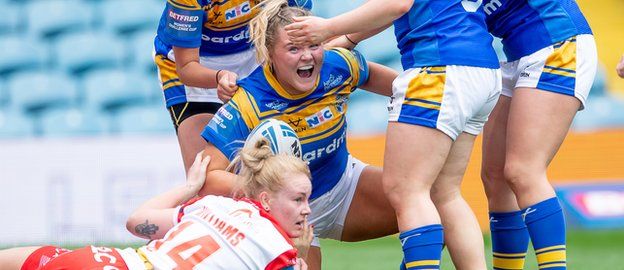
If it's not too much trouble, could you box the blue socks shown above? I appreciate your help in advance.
[524,197,567,270]
[399,224,444,270]
[490,210,530,270]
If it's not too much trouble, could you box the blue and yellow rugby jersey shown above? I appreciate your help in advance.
[481,0,592,61]
[393,0,499,70]
[201,49,369,200]
[155,0,312,57]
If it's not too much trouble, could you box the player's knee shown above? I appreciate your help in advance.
[430,182,461,205]
[503,160,539,193]
[481,164,506,197]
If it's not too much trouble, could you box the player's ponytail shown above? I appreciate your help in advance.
[250,0,312,65]
[231,137,310,199]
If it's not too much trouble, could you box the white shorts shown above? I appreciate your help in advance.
[500,34,597,110]
[156,48,259,106]
[388,66,502,140]
[308,155,366,247]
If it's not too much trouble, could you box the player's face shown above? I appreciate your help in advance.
[270,28,323,95]
[267,172,312,237]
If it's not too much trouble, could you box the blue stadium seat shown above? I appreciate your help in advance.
[347,93,389,135]
[572,96,624,131]
[98,0,161,35]
[0,109,36,138]
[0,5,22,35]
[83,69,154,110]
[26,0,93,39]
[313,0,364,18]
[7,71,78,112]
[358,27,400,64]
[114,104,174,135]
[127,30,157,73]
[0,35,47,75]
[39,107,108,137]
[54,31,125,74]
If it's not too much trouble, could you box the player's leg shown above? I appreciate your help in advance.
[0,246,43,270]
[481,95,530,270]
[431,132,486,270]
[341,165,398,241]
[384,122,452,270]
[174,109,215,172]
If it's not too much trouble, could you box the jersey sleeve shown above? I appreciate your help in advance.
[158,0,204,48]
[264,249,298,270]
[330,48,370,89]
[200,101,250,161]
[287,0,313,10]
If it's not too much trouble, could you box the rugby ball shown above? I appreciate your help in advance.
[244,119,302,158]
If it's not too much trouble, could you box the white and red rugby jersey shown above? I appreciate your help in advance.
[138,195,297,270]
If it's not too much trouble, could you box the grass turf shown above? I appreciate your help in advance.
[319,229,624,269]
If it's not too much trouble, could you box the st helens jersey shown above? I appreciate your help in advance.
[155,0,312,57]
[138,195,297,270]
[482,0,592,61]
[393,0,499,69]
[201,48,369,200]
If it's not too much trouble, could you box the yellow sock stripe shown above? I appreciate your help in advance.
[539,263,567,269]
[535,245,566,253]
[405,260,440,268]
[493,257,525,270]
[493,252,527,258]
[536,250,566,266]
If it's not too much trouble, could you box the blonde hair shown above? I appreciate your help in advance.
[229,137,311,199]
[249,0,312,65]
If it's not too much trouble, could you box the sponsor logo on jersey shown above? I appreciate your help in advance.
[225,2,252,21]
[305,107,334,128]
[483,0,502,15]
[302,130,346,162]
[217,106,234,120]
[212,114,227,129]
[288,117,303,127]
[335,95,348,113]
[201,28,249,44]
[265,100,288,110]
[169,10,200,22]
[323,74,343,90]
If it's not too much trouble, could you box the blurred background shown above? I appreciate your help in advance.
[0,0,622,268]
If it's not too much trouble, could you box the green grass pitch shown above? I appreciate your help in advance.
[319,229,624,269]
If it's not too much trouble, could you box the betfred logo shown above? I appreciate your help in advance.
[168,10,199,22]
[225,2,251,21]
[305,107,334,128]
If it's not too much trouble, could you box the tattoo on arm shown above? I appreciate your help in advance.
[135,220,159,239]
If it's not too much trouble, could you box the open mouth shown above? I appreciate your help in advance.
[296,65,314,78]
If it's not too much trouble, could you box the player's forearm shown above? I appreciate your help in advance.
[347,23,392,46]
[173,46,220,89]
[360,62,398,97]
[199,170,237,197]
[329,0,411,36]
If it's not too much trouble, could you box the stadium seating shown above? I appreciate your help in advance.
[98,0,161,35]
[7,71,78,112]
[113,104,174,135]
[0,109,36,138]
[127,29,158,74]
[0,35,47,75]
[25,0,94,39]
[0,4,21,35]
[53,31,126,74]
[39,107,108,137]
[82,69,155,111]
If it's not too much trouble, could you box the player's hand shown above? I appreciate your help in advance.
[217,70,238,103]
[616,55,624,78]
[294,258,308,270]
[186,151,211,193]
[324,35,356,50]
[292,219,314,259]
[285,16,333,45]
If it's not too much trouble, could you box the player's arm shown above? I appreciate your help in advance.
[126,152,211,240]
[359,61,397,97]
[173,47,238,93]
[325,23,391,50]
[285,0,412,45]
[199,142,237,197]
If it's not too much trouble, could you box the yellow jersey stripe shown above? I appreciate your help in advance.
[167,0,202,10]
[300,117,344,144]
[332,48,359,89]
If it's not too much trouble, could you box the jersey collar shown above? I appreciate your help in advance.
[263,64,319,100]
